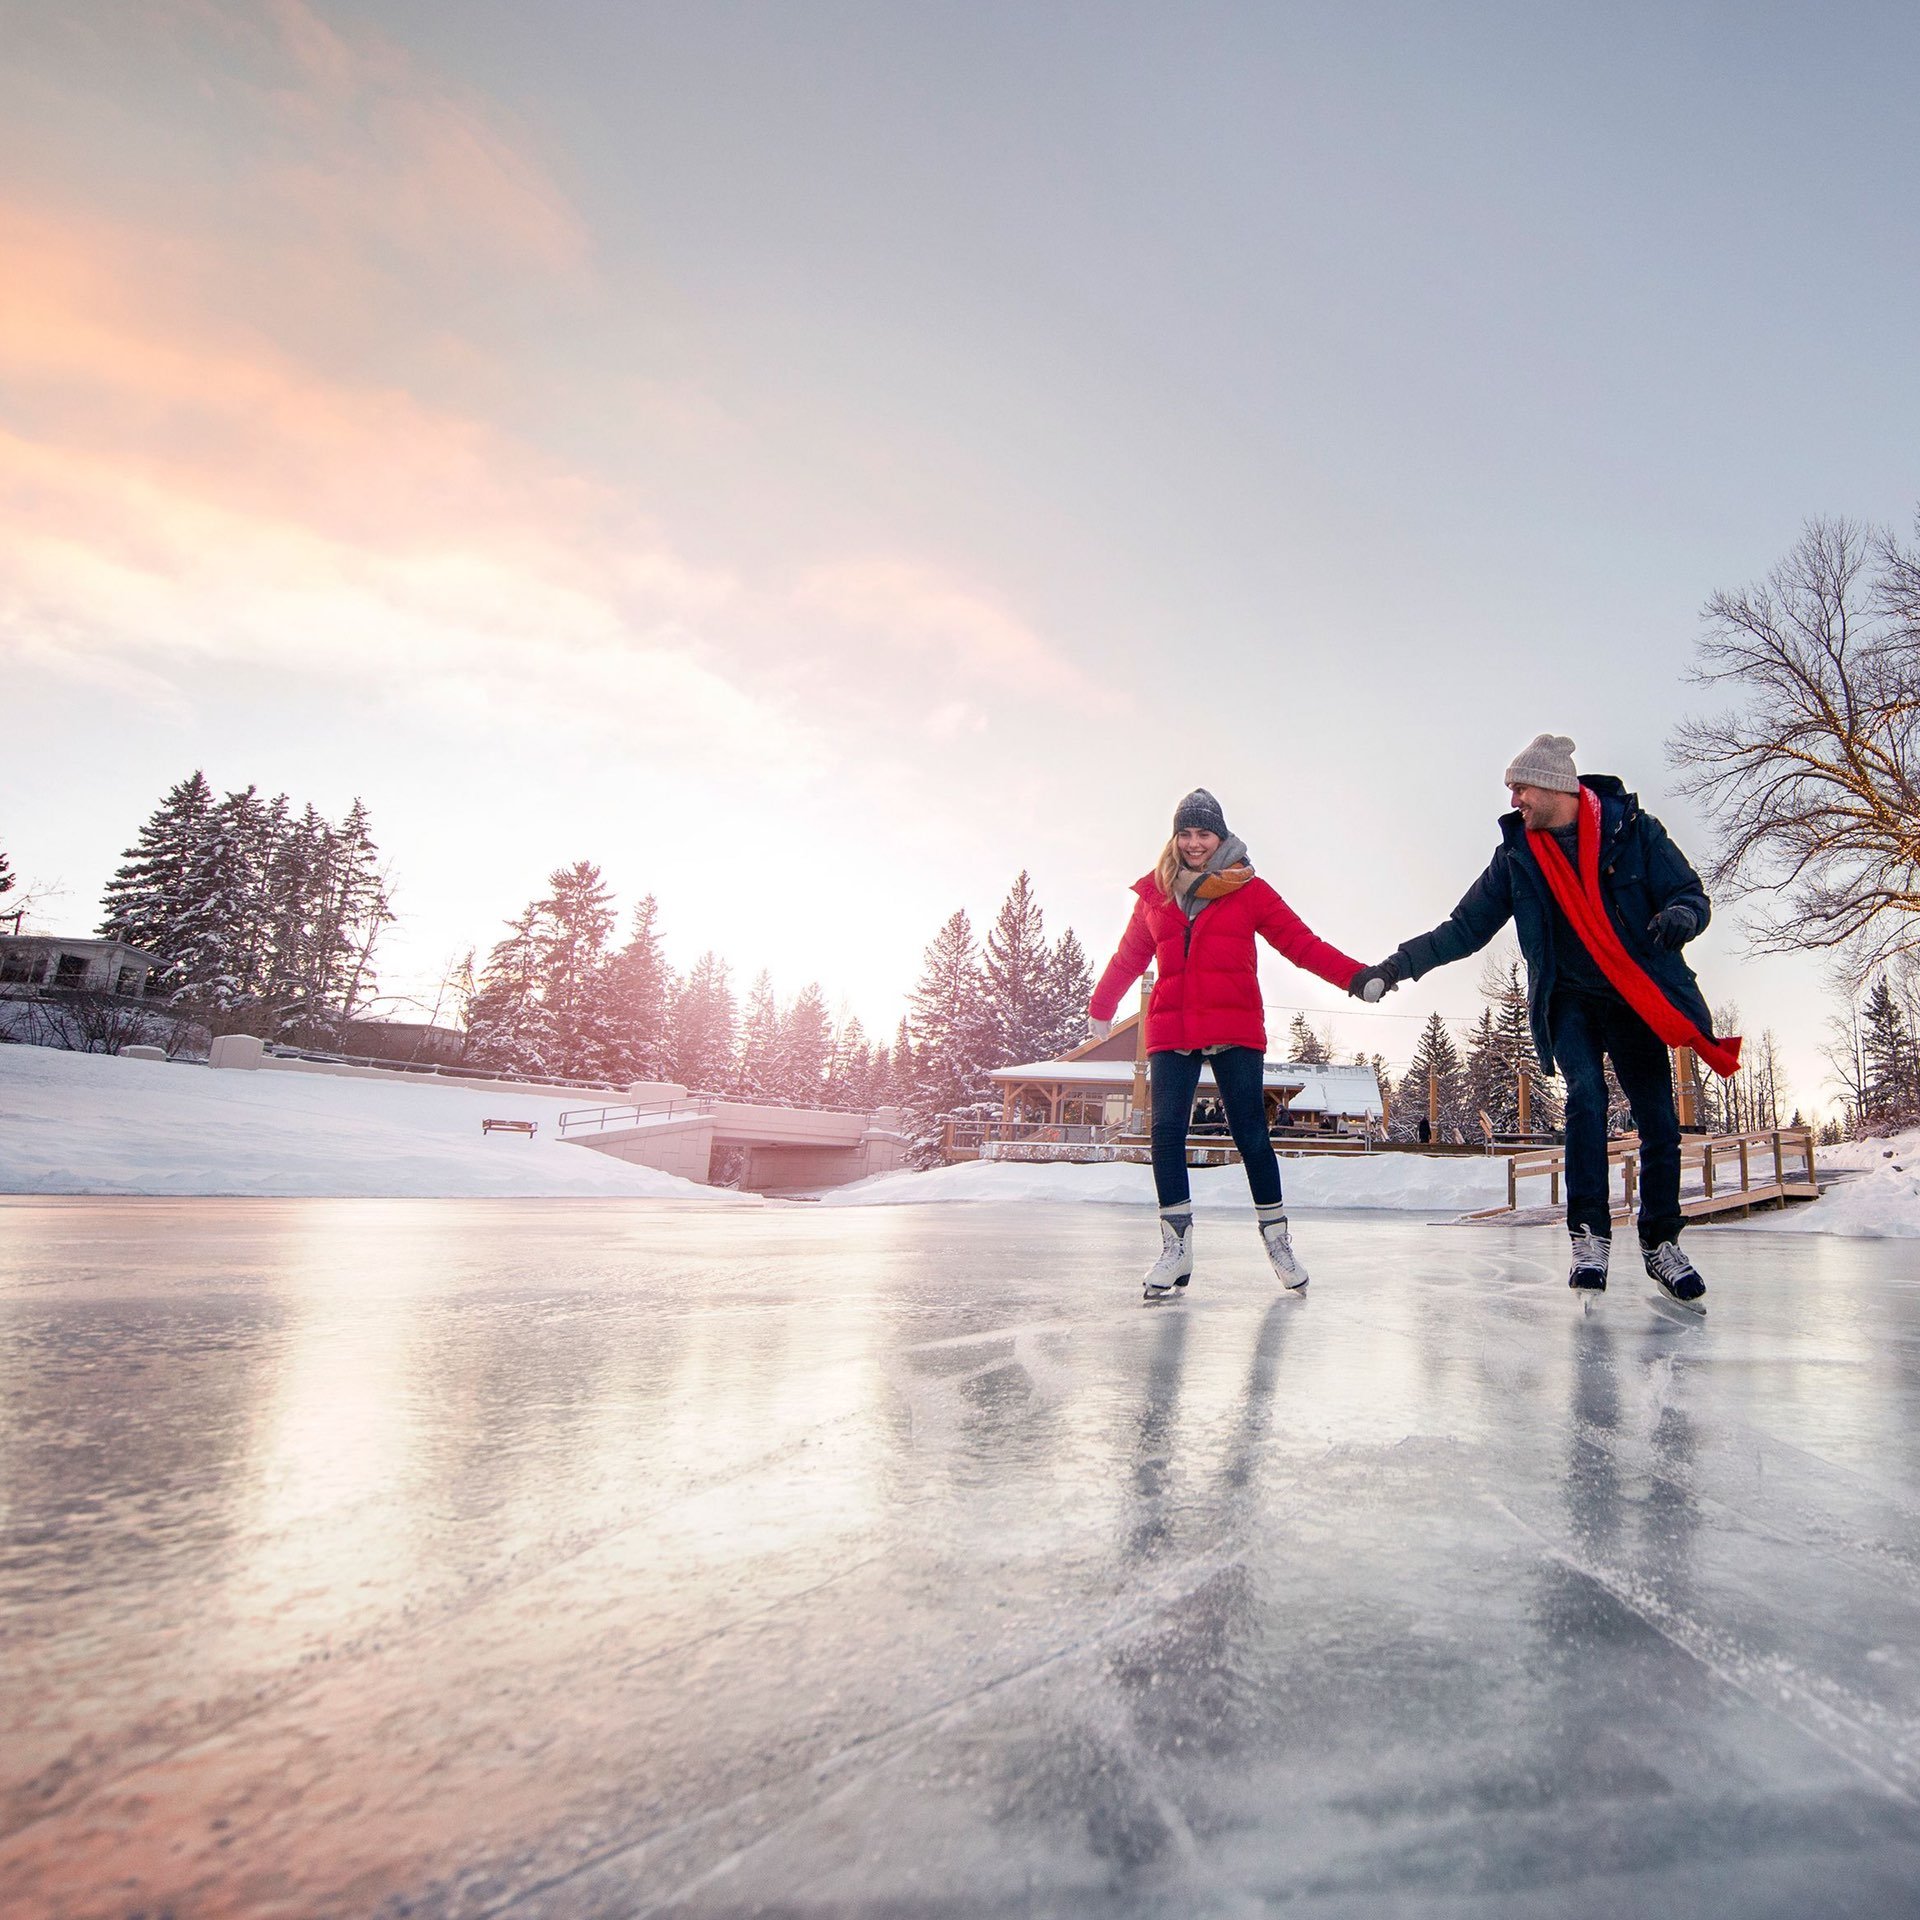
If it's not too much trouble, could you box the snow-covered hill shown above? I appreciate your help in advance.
[1727,1125,1920,1239]
[0,1044,746,1200]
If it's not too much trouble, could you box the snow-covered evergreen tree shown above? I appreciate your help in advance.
[1861,974,1919,1120]
[534,860,619,1079]
[669,952,737,1091]
[776,982,833,1104]
[1040,927,1094,1057]
[464,907,554,1074]
[1396,1011,1466,1140]
[906,909,992,1160]
[732,969,782,1097]
[98,771,217,973]
[982,872,1054,1066]
[604,895,672,1080]
[0,833,13,901]
[825,1011,872,1107]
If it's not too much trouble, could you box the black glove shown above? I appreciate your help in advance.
[1647,904,1698,951]
[1348,954,1405,1002]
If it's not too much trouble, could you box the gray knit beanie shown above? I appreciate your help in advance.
[1503,734,1579,795]
[1173,788,1229,837]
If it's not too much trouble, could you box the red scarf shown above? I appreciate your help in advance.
[1529,786,1742,1078]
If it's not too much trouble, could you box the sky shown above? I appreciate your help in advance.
[3,1,1918,1111]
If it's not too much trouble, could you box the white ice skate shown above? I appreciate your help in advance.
[1143,1208,1193,1302]
[1257,1204,1309,1290]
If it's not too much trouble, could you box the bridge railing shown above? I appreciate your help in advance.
[558,1097,718,1138]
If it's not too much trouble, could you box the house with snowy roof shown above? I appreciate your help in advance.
[0,934,160,999]
[988,1011,1383,1138]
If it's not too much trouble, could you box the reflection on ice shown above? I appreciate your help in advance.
[3,1197,1920,1917]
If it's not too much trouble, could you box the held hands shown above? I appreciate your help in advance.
[1348,955,1405,1003]
[1647,904,1698,952]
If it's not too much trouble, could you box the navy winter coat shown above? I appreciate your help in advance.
[1396,775,1714,1076]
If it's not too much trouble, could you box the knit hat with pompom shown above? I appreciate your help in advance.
[1503,734,1579,795]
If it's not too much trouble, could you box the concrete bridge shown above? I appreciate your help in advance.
[557,1083,910,1192]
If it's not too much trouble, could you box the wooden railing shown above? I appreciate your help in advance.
[1491,1125,1819,1220]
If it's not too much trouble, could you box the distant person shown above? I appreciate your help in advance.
[1349,736,1738,1306]
[1416,1116,1432,1146]
[1087,789,1371,1301]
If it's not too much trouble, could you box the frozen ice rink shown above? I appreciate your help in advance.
[4,1197,1920,1918]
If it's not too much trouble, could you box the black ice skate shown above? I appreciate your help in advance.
[1644,1239,1706,1309]
[1568,1226,1609,1292]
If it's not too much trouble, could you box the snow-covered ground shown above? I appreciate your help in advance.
[1725,1124,1920,1239]
[0,1044,745,1200]
[821,1150,1512,1213]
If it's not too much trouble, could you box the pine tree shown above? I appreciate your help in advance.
[1285,1012,1329,1064]
[98,771,217,976]
[864,1039,893,1108]
[669,952,736,1091]
[776,983,833,1104]
[0,833,13,900]
[464,907,554,1073]
[534,860,619,1079]
[981,872,1053,1067]
[605,895,672,1081]
[733,969,782,1097]
[907,910,992,1158]
[1040,928,1094,1057]
[889,1017,915,1108]
[1861,975,1918,1120]
[1399,1011,1466,1141]
[826,1012,872,1107]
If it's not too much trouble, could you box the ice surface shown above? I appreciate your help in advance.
[5,1197,1920,1917]
[0,1043,744,1199]
[823,1151,1512,1213]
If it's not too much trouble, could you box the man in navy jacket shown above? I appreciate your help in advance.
[1351,734,1716,1305]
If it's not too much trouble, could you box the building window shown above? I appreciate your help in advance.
[54,954,89,988]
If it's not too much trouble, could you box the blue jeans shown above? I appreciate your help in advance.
[1552,991,1683,1246]
[1150,1047,1283,1210]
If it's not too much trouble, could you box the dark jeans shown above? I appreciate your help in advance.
[1552,990,1683,1246]
[1150,1047,1283,1210]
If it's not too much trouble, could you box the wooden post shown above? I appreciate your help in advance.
[1738,1136,1750,1198]
[1622,1149,1637,1219]
[1507,1157,1517,1209]
[1673,1046,1698,1128]
[1517,1067,1531,1134]
[1427,1067,1439,1133]
[1129,971,1153,1131]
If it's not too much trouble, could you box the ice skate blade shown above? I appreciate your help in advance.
[1647,1288,1706,1321]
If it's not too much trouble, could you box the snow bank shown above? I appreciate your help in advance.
[1726,1125,1920,1239]
[0,1044,748,1200]
[820,1151,1511,1213]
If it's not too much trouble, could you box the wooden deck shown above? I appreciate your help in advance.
[1466,1125,1820,1223]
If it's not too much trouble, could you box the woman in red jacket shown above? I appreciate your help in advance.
[1088,789,1367,1300]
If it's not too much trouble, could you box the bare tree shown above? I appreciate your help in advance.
[1670,514,1920,974]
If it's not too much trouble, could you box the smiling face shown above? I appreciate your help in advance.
[1176,827,1222,869]
[1509,782,1580,832]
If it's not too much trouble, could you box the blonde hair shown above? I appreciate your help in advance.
[1153,837,1183,901]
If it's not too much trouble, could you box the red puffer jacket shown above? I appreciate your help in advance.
[1088,874,1361,1054]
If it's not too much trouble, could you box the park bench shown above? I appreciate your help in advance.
[481,1118,538,1139]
